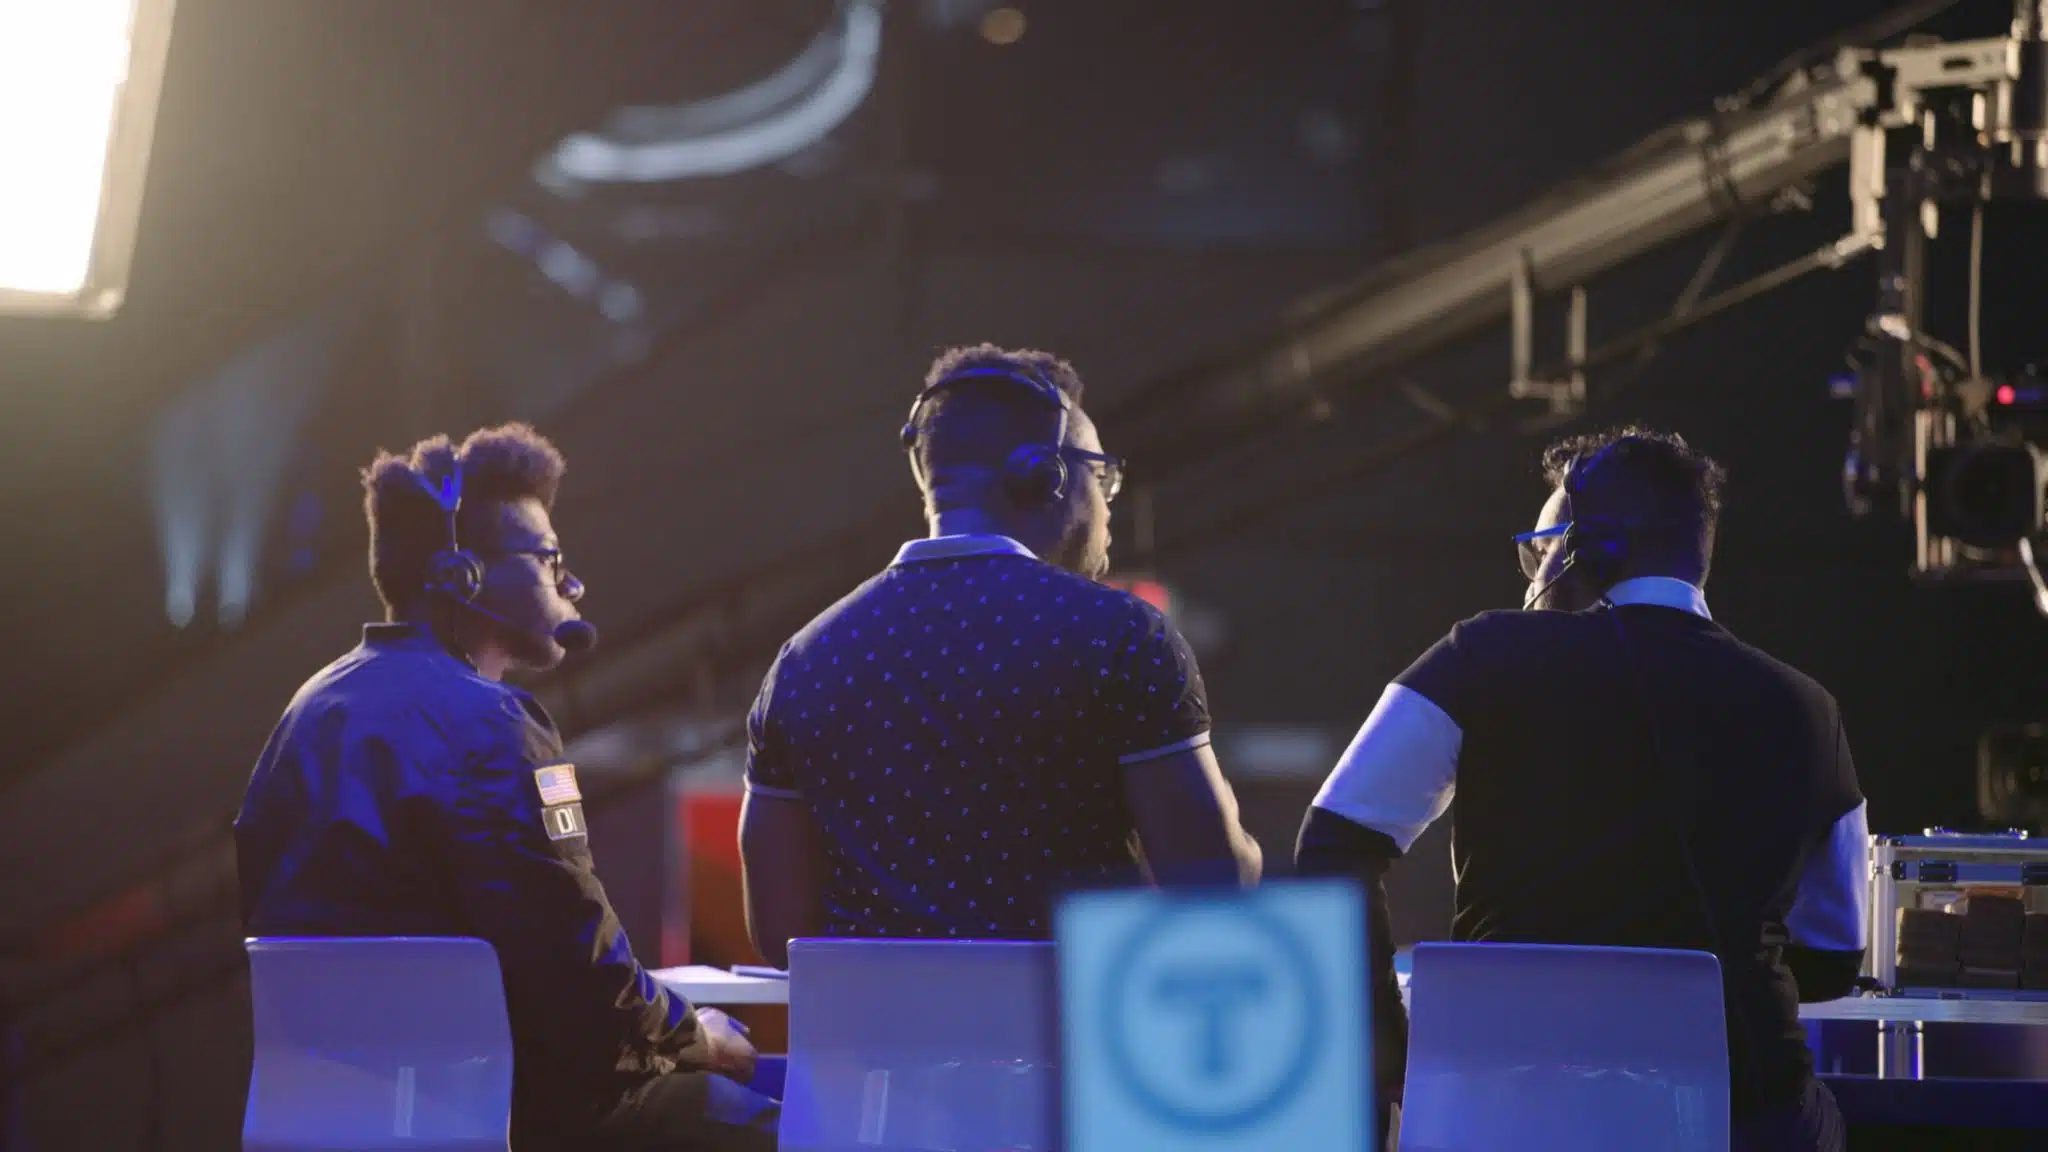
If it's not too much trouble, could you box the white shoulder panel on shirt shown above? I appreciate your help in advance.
[1786,800,1870,953]
[1311,682,1462,854]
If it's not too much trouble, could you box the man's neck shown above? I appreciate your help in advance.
[928,507,1066,567]
[396,605,508,681]
[931,509,1014,540]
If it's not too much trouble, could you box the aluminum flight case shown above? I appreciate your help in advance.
[1868,829,2048,1000]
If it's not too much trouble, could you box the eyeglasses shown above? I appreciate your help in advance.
[1066,450,1126,502]
[1512,524,1570,581]
[493,546,569,585]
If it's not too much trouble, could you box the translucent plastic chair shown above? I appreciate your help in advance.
[1399,942,1729,1152]
[242,937,514,1152]
[780,938,1059,1151]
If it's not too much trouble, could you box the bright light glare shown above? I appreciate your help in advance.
[0,0,138,295]
[980,7,1025,45]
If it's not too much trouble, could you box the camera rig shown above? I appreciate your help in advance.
[1836,3,2048,580]
[1157,2,2048,588]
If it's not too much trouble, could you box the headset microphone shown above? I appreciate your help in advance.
[451,597,599,654]
[554,617,599,653]
[1522,554,1579,611]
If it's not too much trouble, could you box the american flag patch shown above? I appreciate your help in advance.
[533,764,582,806]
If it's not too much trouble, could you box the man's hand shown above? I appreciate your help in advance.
[694,1007,759,1084]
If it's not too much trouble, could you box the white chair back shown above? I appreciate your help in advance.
[242,936,513,1152]
[781,938,1059,1151]
[1400,942,1730,1152]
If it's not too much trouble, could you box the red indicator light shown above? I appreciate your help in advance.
[1128,580,1172,613]
[1107,577,1174,615]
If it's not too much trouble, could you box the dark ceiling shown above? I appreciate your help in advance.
[0,0,1392,782]
[11,0,2021,814]
[0,0,850,764]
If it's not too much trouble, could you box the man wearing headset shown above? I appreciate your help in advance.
[1296,428,1868,1152]
[234,424,777,1152]
[738,344,1261,963]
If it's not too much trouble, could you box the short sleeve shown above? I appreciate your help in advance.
[1787,707,1870,952]
[1112,601,1213,765]
[1787,800,1870,952]
[743,650,803,800]
[1311,683,1462,854]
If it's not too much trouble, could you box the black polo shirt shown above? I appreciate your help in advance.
[744,534,1211,939]
[1307,578,1867,1118]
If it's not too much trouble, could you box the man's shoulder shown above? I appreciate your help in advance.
[1038,564,1166,622]
[1390,609,1525,695]
[283,639,531,749]
[320,636,511,698]
[795,558,1153,638]
[776,568,897,653]
[1708,627,1841,715]
[1437,606,1568,649]
[1395,608,1616,699]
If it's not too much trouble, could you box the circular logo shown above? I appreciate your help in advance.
[1102,900,1321,1132]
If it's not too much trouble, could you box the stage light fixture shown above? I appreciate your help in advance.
[0,0,176,319]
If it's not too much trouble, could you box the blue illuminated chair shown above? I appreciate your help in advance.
[1399,942,1729,1152]
[779,939,1059,1152]
[242,937,514,1152]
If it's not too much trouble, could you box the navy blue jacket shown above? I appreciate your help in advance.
[235,624,703,1140]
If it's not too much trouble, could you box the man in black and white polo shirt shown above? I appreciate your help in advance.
[1297,428,1868,1152]
[737,343,1261,963]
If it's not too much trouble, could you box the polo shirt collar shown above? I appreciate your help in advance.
[1604,575,1712,620]
[890,534,1038,567]
[363,622,435,647]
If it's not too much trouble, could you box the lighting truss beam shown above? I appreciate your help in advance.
[1111,59,1875,464]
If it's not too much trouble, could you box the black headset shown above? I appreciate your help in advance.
[1521,441,1635,610]
[1558,440,1634,588]
[415,460,485,604]
[899,364,1072,506]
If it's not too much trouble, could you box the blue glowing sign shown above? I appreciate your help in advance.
[1055,880,1370,1152]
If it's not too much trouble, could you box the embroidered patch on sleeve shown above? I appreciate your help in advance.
[542,801,588,842]
[534,763,582,806]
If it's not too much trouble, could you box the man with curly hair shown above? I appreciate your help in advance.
[1298,427,1866,1152]
[235,424,777,1151]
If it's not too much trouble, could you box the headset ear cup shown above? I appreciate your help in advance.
[427,550,484,603]
[1565,521,1626,587]
[1043,452,1069,503]
[1003,446,1067,505]
[1563,526,1598,584]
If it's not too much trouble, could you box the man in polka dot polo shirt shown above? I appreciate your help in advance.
[737,343,1262,963]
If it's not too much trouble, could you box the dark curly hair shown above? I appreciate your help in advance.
[1541,425,1727,579]
[361,423,566,617]
[906,343,1088,509]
